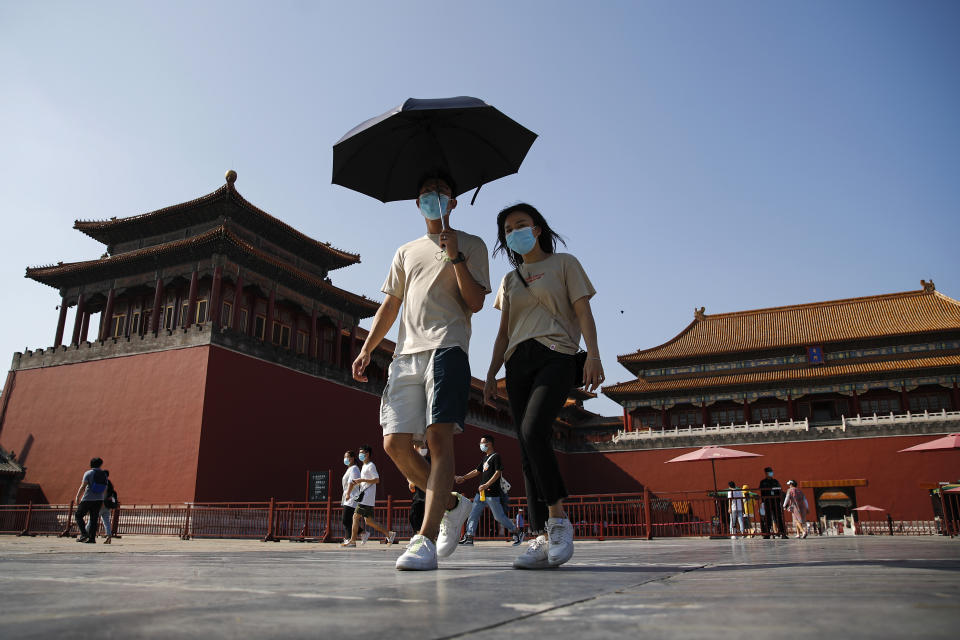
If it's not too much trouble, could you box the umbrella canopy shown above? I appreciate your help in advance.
[666,446,763,463]
[665,446,762,494]
[944,487,960,494]
[898,433,960,453]
[332,96,537,203]
[852,505,885,511]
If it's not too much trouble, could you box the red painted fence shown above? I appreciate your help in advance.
[2,489,954,541]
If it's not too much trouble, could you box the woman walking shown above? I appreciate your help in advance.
[340,450,364,545]
[483,203,604,569]
[783,480,809,538]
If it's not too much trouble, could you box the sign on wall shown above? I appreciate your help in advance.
[307,470,328,502]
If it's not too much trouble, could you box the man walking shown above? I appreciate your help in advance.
[759,466,788,539]
[456,435,524,546]
[353,175,490,570]
[74,457,108,543]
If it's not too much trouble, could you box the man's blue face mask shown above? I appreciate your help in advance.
[506,227,537,255]
[419,191,450,220]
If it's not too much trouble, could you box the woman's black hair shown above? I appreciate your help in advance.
[345,450,356,463]
[493,202,566,269]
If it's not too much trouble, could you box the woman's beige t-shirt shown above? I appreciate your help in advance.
[493,253,595,363]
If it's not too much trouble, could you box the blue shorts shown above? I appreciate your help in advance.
[380,347,470,439]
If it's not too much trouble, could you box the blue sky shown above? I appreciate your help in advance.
[1,1,958,416]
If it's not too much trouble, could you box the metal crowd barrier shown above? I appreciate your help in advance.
[0,488,949,541]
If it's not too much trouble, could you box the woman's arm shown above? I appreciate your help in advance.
[573,296,605,392]
[484,306,511,406]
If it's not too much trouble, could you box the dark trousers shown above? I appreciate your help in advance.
[342,505,364,538]
[75,500,103,539]
[409,500,425,532]
[761,497,787,538]
[505,340,574,533]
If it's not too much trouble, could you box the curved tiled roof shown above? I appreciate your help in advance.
[619,287,960,365]
[604,353,960,397]
[74,181,360,270]
[26,224,379,317]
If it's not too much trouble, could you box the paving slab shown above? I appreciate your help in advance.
[0,535,958,639]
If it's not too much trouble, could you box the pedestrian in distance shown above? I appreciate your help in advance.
[74,457,108,544]
[483,203,604,569]
[99,470,119,544]
[742,484,757,535]
[759,466,788,539]
[455,434,524,546]
[352,174,490,571]
[783,480,809,538]
[408,441,430,533]
[727,481,745,539]
[342,446,396,547]
[340,450,365,544]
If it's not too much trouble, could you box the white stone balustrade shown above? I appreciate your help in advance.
[612,418,809,443]
[841,409,960,431]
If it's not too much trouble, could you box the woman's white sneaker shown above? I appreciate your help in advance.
[513,535,550,569]
[396,535,438,571]
[546,517,574,567]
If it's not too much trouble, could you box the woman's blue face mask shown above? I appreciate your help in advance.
[506,226,537,255]
[419,191,450,220]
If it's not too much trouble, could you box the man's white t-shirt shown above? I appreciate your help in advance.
[341,465,361,507]
[382,231,490,355]
[729,489,744,512]
[358,461,379,507]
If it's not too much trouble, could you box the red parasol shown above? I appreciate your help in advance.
[665,446,762,494]
[898,433,960,453]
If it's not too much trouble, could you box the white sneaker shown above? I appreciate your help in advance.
[387,530,397,545]
[547,517,574,567]
[513,535,550,569]
[396,534,438,571]
[359,531,370,545]
[436,493,471,558]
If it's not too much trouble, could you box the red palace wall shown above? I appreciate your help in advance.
[0,349,208,504]
[559,437,958,521]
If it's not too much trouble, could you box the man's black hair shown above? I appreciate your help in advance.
[493,202,567,269]
[764,466,773,473]
[417,172,457,197]
[359,445,372,455]
[728,481,736,488]
[481,434,495,444]
[90,457,103,468]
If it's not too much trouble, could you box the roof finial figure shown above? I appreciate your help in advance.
[694,306,706,321]
[921,279,936,293]
[225,169,237,185]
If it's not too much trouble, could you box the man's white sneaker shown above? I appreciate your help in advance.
[436,493,471,558]
[387,530,397,545]
[396,534,438,571]
[546,517,574,567]
[513,535,550,569]
[359,531,370,545]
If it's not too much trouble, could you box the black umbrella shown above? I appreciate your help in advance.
[332,96,537,205]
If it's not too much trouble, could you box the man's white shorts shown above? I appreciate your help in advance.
[380,347,470,439]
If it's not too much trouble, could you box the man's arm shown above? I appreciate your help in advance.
[352,294,402,382]
[75,482,87,504]
[479,469,502,491]
[454,469,480,484]
[441,231,487,313]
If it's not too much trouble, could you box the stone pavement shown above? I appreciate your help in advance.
[1,535,958,639]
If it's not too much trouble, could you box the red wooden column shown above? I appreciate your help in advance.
[99,288,116,340]
[150,278,164,334]
[209,266,223,328]
[701,404,709,427]
[661,407,668,429]
[348,323,357,365]
[743,399,751,423]
[80,311,91,343]
[70,293,86,345]
[622,408,632,432]
[309,308,318,359]
[185,271,199,329]
[952,383,960,411]
[230,275,244,331]
[54,296,69,347]
[901,385,909,413]
[852,389,861,416]
[266,289,276,342]
[787,394,795,420]
[334,316,343,367]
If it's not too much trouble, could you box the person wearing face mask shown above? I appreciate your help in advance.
[483,203,604,569]
[352,175,490,571]
[339,450,365,546]
[454,435,524,546]
[759,466,788,539]
[342,445,396,547]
